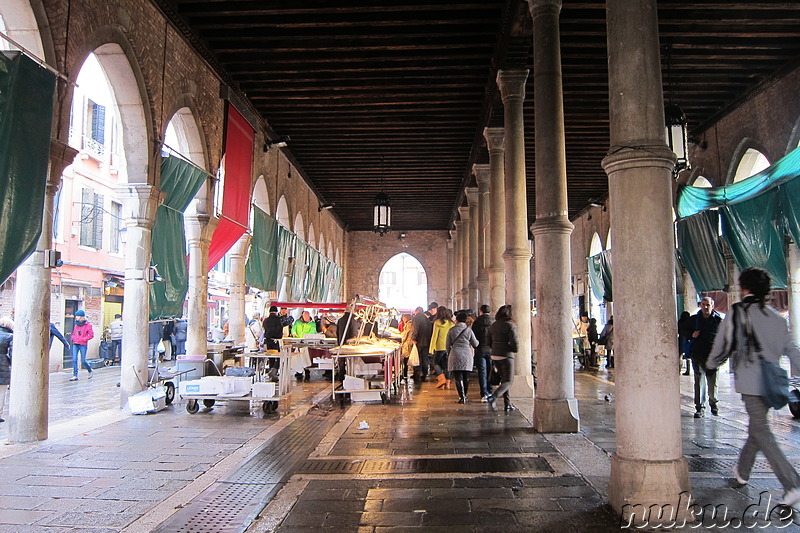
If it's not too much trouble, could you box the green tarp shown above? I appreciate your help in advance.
[721,190,787,289]
[275,226,294,297]
[782,176,800,249]
[587,250,613,302]
[304,248,320,301]
[677,145,800,218]
[0,52,56,285]
[676,211,728,292]
[149,154,207,320]
[289,238,308,301]
[245,208,279,291]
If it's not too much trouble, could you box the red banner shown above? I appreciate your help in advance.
[208,104,254,269]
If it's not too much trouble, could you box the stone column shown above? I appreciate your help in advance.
[228,234,251,345]
[473,164,491,309]
[497,69,534,397]
[484,128,506,312]
[465,187,480,311]
[185,214,218,356]
[683,269,698,315]
[603,0,690,521]
[789,244,800,347]
[446,237,455,309]
[117,184,163,409]
[527,0,579,433]
[458,206,471,309]
[9,140,77,442]
[453,222,463,310]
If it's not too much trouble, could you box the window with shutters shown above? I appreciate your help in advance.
[79,188,104,249]
[84,99,105,157]
[110,201,122,253]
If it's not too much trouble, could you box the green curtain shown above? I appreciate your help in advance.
[313,253,328,301]
[332,264,343,301]
[677,145,800,218]
[289,238,309,301]
[0,52,56,285]
[275,226,294,297]
[245,207,279,291]
[721,189,787,289]
[782,178,800,247]
[149,154,207,319]
[304,247,320,301]
[587,250,613,302]
[676,211,728,292]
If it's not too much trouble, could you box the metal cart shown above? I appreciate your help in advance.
[331,346,402,405]
[147,361,194,405]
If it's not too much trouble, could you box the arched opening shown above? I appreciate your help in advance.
[733,148,770,183]
[588,233,605,322]
[692,176,714,188]
[308,224,316,251]
[251,175,270,215]
[294,212,305,241]
[378,253,428,312]
[0,0,45,57]
[164,107,205,170]
[605,230,612,250]
[276,196,290,228]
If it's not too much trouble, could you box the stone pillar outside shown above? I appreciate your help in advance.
[527,0,579,433]
[484,128,506,312]
[603,0,690,521]
[9,140,77,442]
[185,214,218,357]
[789,244,800,347]
[458,206,471,310]
[453,222,463,311]
[465,187,480,311]
[473,164,491,309]
[446,236,455,310]
[497,69,534,398]
[228,234,251,345]
[117,184,163,409]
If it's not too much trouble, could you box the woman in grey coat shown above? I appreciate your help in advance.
[446,311,479,403]
[707,267,800,508]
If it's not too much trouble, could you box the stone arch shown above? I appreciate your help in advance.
[0,0,45,59]
[605,230,612,250]
[276,195,290,228]
[60,28,154,185]
[164,104,207,171]
[378,252,428,311]
[727,138,772,184]
[788,115,800,155]
[307,224,316,250]
[589,232,603,256]
[252,175,270,215]
[335,247,341,266]
[691,175,713,188]
[294,212,305,240]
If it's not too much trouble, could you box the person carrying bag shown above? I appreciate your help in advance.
[707,267,800,508]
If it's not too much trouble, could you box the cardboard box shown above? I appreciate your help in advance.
[343,375,367,391]
[312,358,334,370]
[251,382,276,398]
[351,390,383,402]
[180,378,227,396]
[223,376,253,395]
[128,387,167,414]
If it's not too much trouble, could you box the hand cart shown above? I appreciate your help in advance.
[331,346,401,406]
[147,363,194,405]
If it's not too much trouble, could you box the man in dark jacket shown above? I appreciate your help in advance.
[262,306,283,351]
[471,305,494,400]
[411,302,437,380]
[690,297,723,417]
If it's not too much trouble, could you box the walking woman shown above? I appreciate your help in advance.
[0,316,12,422]
[446,311,479,403]
[707,267,800,507]
[70,310,94,381]
[486,305,519,411]
[429,306,454,389]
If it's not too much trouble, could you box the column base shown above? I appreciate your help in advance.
[533,397,579,433]
[609,453,694,527]
[509,375,534,399]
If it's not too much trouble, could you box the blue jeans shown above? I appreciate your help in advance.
[475,350,493,398]
[111,339,122,362]
[72,344,91,376]
[433,350,450,379]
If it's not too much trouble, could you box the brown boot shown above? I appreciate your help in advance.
[436,374,447,389]
[445,380,451,390]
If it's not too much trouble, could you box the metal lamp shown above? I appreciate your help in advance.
[372,191,391,236]
[665,102,690,177]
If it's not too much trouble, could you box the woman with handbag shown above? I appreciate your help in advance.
[486,305,519,411]
[446,311,480,403]
[707,267,800,507]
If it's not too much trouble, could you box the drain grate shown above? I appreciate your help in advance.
[297,456,553,475]
[688,457,771,473]
[154,409,341,533]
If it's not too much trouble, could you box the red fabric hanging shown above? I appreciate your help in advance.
[208,104,254,269]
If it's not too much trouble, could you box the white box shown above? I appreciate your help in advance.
[180,378,225,396]
[351,390,383,402]
[222,376,253,395]
[313,358,334,370]
[128,387,167,414]
[251,382,276,398]
[343,375,367,391]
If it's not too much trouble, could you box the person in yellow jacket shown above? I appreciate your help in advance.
[429,306,454,389]
[291,311,317,338]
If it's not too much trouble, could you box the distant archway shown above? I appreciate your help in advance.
[252,176,269,214]
[276,196,290,228]
[378,253,428,312]
[731,146,771,183]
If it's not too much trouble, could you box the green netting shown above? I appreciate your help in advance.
[275,225,294,297]
[304,248,320,301]
[587,250,613,302]
[677,145,800,218]
[289,238,308,301]
[149,154,207,320]
[245,207,279,291]
[313,253,328,301]
[0,52,56,285]
[721,189,787,289]
[676,211,728,292]
[782,178,800,248]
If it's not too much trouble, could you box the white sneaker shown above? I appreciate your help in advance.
[481,396,488,403]
[732,465,748,485]
[780,487,800,508]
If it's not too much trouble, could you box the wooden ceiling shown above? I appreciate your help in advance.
[157,0,800,231]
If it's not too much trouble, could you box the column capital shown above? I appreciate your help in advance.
[465,187,480,207]
[525,0,562,17]
[454,220,463,230]
[185,213,219,245]
[49,139,79,178]
[531,217,573,236]
[230,233,252,259]
[601,145,675,176]
[484,127,505,154]
[116,184,164,229]
[472,164,491,192]
[457,205,471,222]
[449,229,457,240]
[447,238,454,250]
[497,69,529,103]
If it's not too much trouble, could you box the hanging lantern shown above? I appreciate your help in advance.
[665,103,690,177]
[372,191,391,236]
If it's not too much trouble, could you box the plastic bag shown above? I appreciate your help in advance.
[157,339,166,353]
[408,344,420,367]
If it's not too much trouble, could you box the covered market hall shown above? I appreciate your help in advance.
[0,0,799,530]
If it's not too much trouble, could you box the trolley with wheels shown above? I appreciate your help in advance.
[147,365,194,405]
[331,346,401,406]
